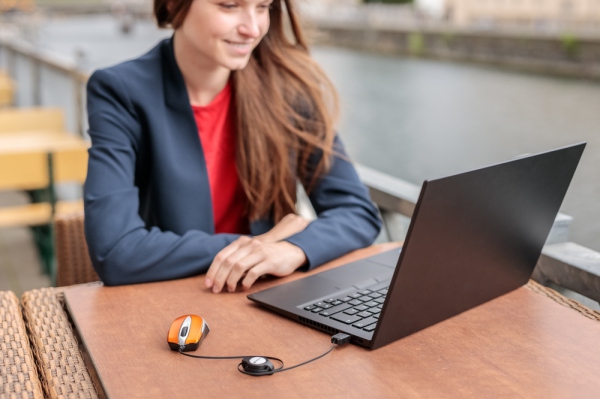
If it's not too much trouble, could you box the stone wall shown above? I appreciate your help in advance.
[312,23,600,79]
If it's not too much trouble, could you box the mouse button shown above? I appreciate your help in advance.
[186,315,204,345]
[178,316,193,346]
[167,315,187,344]
[201,319,210,335]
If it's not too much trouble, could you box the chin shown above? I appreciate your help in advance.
[221,55,253,71]
[227,63,250,71]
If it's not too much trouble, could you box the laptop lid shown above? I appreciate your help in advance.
[371,142,585,348]
[249,143,585,350]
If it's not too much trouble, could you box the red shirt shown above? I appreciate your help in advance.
[192,82,249,234]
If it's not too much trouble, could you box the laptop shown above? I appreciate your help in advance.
[248,143,586,349]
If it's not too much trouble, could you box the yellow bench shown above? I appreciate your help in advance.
[0,146,88,278]
[0,107,65,133]
[0,147,88,229]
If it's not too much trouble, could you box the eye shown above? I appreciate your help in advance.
[258,1,273,10]
[219,2,237,9]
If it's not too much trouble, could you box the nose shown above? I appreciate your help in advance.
[238,10,262,39]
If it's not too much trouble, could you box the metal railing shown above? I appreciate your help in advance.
[354,164,600,308]
[0,36,89,136]
[2,34,599,309]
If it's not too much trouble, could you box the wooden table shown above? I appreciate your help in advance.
[0,130,88,154]
[62,243,600,398]
[0,129,88,273]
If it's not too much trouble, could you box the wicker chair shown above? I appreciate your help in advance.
[0,290,44,399]
[21,288,99,398]
[54,211,100,287]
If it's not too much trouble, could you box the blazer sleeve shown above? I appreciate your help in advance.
[284,136,382,269]
[84,68,241,286]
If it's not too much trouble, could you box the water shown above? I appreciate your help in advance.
[313,47,600,251]
[30,15,600,251]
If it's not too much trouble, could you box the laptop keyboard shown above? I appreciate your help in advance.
[302,287,388,332]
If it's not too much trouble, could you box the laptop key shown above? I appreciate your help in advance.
[358,296,372,302]
[353,317,378,329]
[323,298,336,304]
[357,311,372,318]
[325,304,351,315]
[304,306,315,311]
[349,293,362,299]
[343,308,359,315]
[331,300,343,306]
[311,307,323,313]
[331,314,362,325]
[363,323,377,332]
[364,301,378,308]
[321,304,333,309]
[367,292,382,299]
[348,299,362,306]
[320,311,334,317]
[354,305,368,312]
[339,297,352,302]
[372,313,380,319]
[378,288,388,294]
[357,290,372,295]
[375,298,386,304]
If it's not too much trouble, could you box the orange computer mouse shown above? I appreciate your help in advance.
[167,314,210,352]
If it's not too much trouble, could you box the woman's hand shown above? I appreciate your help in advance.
[204,214,310,293]
[255,213,311,243]
[204,238,307,293]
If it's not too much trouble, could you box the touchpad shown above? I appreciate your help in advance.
[318,260,392,288]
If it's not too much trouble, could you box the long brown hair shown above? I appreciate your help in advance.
[155,0,339,223]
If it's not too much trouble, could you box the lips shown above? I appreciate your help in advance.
[224,40,253,56]
[224,40,252,47]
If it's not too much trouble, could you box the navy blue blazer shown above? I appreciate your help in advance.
[85,37,382,286]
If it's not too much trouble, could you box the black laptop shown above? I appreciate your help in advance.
[248,143,585,349]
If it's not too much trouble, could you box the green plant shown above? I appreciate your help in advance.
[560,34,580,58]
[408,32,425,56]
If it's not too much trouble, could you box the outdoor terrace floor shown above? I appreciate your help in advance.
[0,192,51,297]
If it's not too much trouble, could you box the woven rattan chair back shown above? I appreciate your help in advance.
[0,290,44,399]
[54,211,99,287]
[21,288,99,398]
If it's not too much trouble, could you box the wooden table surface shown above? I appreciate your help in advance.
[64,243,600,398]
[0,130,88,154]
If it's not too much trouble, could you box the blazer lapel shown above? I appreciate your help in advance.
[160,37,215,234]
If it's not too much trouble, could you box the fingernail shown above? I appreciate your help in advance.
[212,286,219,294]
[205,278,212,288]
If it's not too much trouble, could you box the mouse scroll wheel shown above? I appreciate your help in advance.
[180,326,189,337]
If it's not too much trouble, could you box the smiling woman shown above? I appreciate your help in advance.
[165,0,271,84]
[83,0,382,291]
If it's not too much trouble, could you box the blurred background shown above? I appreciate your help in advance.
[0,0,599,302]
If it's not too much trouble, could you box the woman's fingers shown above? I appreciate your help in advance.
[240,241,307,290]
[240,261,272,291]
[205,236,252,290]
[210,240,260,293]
[224,250,266,292]
[207,239,307,293]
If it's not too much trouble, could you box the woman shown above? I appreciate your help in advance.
[84,0,381,291]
